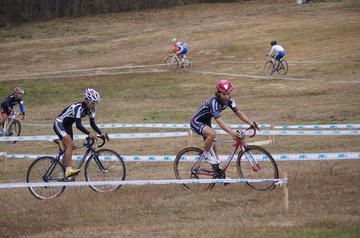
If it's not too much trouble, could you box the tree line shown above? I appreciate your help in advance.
[0,0,243,25]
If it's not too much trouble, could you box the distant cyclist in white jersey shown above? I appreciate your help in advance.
[53,88,106,178]
[267,40,286,70]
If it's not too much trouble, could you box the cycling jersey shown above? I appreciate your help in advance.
[0,94,25,115]
[190,96,238,135]
[173,42,188,55]
[53,102,101,139]
[268,44,286,60]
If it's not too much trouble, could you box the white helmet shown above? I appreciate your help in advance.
[84,88,100,103]
[171,37,177,43]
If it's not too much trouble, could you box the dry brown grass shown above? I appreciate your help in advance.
[0,0,360,237]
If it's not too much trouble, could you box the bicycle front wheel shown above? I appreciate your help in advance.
[183,56,192,69]
[264,61,275,76]
[85,149,126,192]
[165,55,180,70]
[278,60,288,75]
[26,156,65,200]
[174,147,215,191]
[236,145,279,191]
[7,119,21,144]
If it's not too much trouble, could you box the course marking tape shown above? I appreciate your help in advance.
[22,123,360,129]
[0,178,287,189]
[1,129,359,142]
[2,152,360,161]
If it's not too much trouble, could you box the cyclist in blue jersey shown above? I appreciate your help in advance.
[171,37,188,66]
[190,80,258,178]
[0,87,26,134]
[53,88,106,178]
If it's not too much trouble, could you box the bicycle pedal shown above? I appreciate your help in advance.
[64,176,76,182]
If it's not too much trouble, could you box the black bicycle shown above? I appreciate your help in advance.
[26,135,126,200]
[264,55,288,76]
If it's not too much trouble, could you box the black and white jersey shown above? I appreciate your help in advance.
[56,102,95,125]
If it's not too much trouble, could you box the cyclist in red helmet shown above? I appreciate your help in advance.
[190,80,257,178]
[0,87,26,134]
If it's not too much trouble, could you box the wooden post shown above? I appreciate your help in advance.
[271,122,275,145]
[283,172,289,211]
[0,153,7,173]
[187,130,193,147]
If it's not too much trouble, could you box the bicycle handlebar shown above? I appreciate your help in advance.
[85,134,110,148]
[236,122,260,140]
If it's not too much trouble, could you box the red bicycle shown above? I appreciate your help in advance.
[174,126,279,191]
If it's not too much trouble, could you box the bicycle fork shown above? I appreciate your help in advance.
[243,148,261,172]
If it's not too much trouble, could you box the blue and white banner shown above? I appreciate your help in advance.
[2,152,360,161]
[0,129,359,142]
[22,122,360,129]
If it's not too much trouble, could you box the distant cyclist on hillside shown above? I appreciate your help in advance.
[171,37,188,66]
[53,88,106,178]
[0,87,26,134]
[190,80,258,178]
[267,40,286,70]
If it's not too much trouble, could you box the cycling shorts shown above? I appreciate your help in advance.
[275,50,285,61]
[53,120,73,140]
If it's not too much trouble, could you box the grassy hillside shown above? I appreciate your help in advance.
[0,1,359,237]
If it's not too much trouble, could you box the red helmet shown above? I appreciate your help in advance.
[216,80,233,93]
[14,87,24,94]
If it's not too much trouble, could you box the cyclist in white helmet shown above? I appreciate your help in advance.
[171,37,189,66]
[53,88,106,178]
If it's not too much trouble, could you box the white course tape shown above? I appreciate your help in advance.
[0,131,188,142]
[1,129,359,142]
[2,152,360,161]
[22,123,360,129]
[0,178,287,189]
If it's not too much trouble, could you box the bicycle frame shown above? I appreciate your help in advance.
[2,112,17,134]
[43,138,104,182]
[192,127,258,177]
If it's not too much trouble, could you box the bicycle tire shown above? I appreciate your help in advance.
[85,149,126,192]
[26,156,65,200]
[264,61,275,76]
[183,56,192,70]
[165,55,179,70]
[6,119,21,144]
[236,145,279,191]
[278,60,288,75]
[174,147,215,191]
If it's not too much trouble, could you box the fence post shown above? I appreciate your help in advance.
[283,172,289,211]
[296,0,302,4]
[271,122,275,145]
[187,130,193,147]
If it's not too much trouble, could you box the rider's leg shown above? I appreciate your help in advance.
[0,112,9,132]
[202,126,216,157]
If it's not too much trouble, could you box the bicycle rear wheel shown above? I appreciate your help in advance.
[165,55,179,70]
[174,147,215,191]
[236,145,279,191]
[6,119,21,144]
[26,156,65,200]
[85,149,126,192]
[264,61,275,76]
[278,60,288,75]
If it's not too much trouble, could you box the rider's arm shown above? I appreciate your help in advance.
[75,117,90,135]
[215,117,240,139]
[268,46,275,56]
[19,100,25,114]
[89,118,102,135]
[234,110,253,126]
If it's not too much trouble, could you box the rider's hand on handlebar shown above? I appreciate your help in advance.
[251,121,260,131]
[20,112,26,120]
[100,132,109,141]
[230,130,243,139]
[88,132,97,140]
